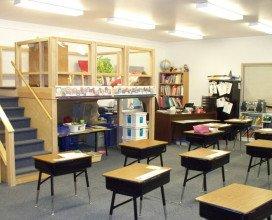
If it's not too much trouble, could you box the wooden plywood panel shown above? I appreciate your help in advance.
[182,71,189,105]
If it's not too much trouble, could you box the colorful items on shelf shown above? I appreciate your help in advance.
[122,110,148,140]
[55,85,155,98]
[160,85,183,96]
[160,74,182,84]
[159,96,182,109]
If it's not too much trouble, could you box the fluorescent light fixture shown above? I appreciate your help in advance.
[168,30,204,40]
[14,0,84,16]
[249,22,272,34]
[196,1,243,21]
[107,17,155,30]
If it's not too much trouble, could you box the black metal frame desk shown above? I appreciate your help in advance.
[196,183,272,220]
[184,130,224,151]
[179,148,230,202]
[103,163,171,220]
[33,153,92,215]
[255,128,272,140]
[120,139,168,167]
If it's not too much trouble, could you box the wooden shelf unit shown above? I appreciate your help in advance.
[158,71,189,109]
[0,46,16,87]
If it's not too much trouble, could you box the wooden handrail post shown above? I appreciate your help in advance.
[11,61,53,120]
[5,128,15,186]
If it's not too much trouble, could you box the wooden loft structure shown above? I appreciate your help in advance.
[0,37,156,186]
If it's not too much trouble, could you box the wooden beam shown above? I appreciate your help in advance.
[5,129,15,186]
[0,141,7,166]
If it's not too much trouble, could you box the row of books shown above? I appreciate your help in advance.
[160,74,182,84]
[159,96,183,109]
[160,85,183,96]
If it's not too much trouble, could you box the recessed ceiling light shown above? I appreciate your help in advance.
[168,30,204,40]
[248,22,272,34]
[196,1,243,21]
[106,17,155,30]
[14,0,84,16]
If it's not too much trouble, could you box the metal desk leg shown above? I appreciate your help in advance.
[84,169,91,204]
[257,158,263,178]
[160,154,164,167]
[267,158,270,189]
[188,142,192,151]
[133,197,138,220]
[267,216,271,220]
[139,196,143,216]
[50,176,54,216]
[203,172,207,193]
[217,140,220,150]
[161,186,167,216]
[35,171,42,207]
[180,168,189,203]
[147,157,150,165]
[137,158,140,163]
[222,166,226,186]
[104,131,108,156]
[95,132,98,152]
[124,156,128,167]
[73,172,77,196]
[109,192,116,215]
[245,156,253,184]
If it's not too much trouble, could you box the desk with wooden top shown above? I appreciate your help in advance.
[184,130,224,151]
[179,148,230,202]
[245,139,272,186]
[196,183,272,220]
[33,153,92,215]
[120,139,168,166]
[103,164,171,220]
[225,118,253,142]
[155,111,217,142]
[255,128,272,140]
[58,126,109,155]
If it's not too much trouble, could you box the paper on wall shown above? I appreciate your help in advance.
[217,82,226,96]
[225,82,232,94]
[216,97,225,108]
[209,82,217,94]
[223,101,233,114]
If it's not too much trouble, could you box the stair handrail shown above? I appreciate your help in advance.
[0,104,15,186]
[11,61,53,120]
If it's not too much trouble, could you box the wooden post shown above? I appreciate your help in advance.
[48,37,57,87]
[15,43,22,87]
[5,129,15,186]
[90,42,97,85]
[0,47,3,87]
[182,71,189,105]
[123,46,129,85]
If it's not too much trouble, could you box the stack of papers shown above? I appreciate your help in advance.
[56,152,88,161]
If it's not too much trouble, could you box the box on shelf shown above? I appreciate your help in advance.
[123,110,147,127]
[122,125,148,140]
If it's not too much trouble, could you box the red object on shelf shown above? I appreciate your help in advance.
[78,60,88,72]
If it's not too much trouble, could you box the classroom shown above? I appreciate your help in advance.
[0,1,272,219]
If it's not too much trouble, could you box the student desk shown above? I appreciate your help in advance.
[58,126,109,155]
[224,118,253,142]
[196,183,272,220]
[184,130,224,151]
[120,139,168,166]
[255,128,272,140]
[103,164,171,220]
[33,153,92,215]
[245,139,272,186]
[179,148,230,202]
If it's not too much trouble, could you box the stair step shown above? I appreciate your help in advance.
[16,166,36,176]
[0,127,37,142]
[0,117,31,129]
[0,96,18,107]
[15,139,44,155]
[3,107,24,117]
[15,150,47,170]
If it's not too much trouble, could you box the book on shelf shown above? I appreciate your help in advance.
[159,96,183,109]
[160,74,182,84]
[160,85,184,96]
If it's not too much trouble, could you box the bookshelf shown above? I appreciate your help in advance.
[158,71,189,109]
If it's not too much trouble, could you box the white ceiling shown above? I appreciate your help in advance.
[0,0,272,42]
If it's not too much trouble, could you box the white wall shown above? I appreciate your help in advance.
[168,35,272,105]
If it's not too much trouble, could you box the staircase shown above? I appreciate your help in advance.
[0,96,46,178]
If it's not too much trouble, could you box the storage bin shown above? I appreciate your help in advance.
[122,125,148,140]
[123,111,147,126]
[85,151,102,163]
[65,123,86,133]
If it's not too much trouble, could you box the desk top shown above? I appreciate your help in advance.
[224,118,252,124]
[172,119,219,125]
[196,183,272,214]
[184,130,224,136]
[203,123,231,129]
[255,128,272,134]
[245,139,272,149]
[179,148,230,161]
[33,152,91,164]
[103,163,171,183]
[58,127,109,137]
[120,139,168,149]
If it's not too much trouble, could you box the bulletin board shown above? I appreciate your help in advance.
[242,63,272,105]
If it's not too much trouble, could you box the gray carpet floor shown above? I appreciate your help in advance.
[0,141,271,220]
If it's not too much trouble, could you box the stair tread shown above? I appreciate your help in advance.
[0,127,37,134]
[0,96,18,99]
[2,106,24,110]
[16,166,36,175]
[15,150,47,160]
[15,139,44,146]
[9,116,30,121]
